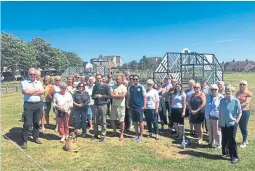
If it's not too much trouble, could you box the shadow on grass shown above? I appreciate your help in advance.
[39,132,60,141]
[178,150,224,160]
[3,127,23,145]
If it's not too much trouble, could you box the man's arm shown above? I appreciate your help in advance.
[92,85,96,100]
[103,85,111,99]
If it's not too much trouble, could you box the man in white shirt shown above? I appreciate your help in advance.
[85,76,95,130]
[21,68,44,149]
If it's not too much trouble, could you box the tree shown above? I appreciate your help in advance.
[62,51,83,66]
[129,60,138,70]
[51,48,70,74]
[29,38,54,72]
[1,32,36,74]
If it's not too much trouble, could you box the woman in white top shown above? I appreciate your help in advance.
[53,76,61,132]
[53,82,73,142]
[145,79,160,140]
[85,76,95,130]
[170,83,186,140]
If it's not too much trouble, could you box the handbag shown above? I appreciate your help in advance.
[57,109,67,117]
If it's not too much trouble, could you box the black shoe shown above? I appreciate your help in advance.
[99,137,105,142]
[231,158,240,164]
[21,142,27,149]
[34,139,42,144]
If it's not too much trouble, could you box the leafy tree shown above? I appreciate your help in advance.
[51,48,70,74]
[62,51,83,66]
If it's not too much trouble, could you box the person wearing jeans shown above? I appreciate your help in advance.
[205,84,224,150]
[236,80,252,148]
[219,84,242,164]
[145,79,159,140]
[73,83,90,137]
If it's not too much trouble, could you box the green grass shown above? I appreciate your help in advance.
[1,73,255,171]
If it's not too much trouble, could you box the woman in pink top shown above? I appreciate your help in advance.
[236,80,252,148]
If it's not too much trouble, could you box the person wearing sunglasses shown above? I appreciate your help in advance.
[205,84,224,150]
[128,75,146,142]
[188,83,206,145]
[219,85,242,164]
[145,79,160,140]
[156,80,167,133]
[217,81,225,96]
[53,82,74,142]
[85,76,96,130]
[236,80,252,148]
[73,83,90,137]
[20,68,45,149]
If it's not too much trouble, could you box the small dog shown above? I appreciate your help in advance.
[63,129,81,152]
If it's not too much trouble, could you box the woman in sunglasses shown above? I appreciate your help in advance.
[53,76,62,132]
[205,84,224,150]
[188,83,206,144]
[73,83,90,137]
[236,80,252,148]
[156,80,167,133]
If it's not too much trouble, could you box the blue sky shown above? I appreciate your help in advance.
[1,1,255,63]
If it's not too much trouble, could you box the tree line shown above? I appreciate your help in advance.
[1,32,85,75]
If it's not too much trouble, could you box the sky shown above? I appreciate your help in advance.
[1,1,255,63]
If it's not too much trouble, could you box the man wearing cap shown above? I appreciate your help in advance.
[21,68,44,149]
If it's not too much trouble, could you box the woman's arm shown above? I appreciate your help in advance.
[182,94,187,116]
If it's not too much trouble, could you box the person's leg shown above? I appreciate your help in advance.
[212,119,221,147]
[89,105,95,129]
[139,110,144,139]
[57,116,65,141]
[45,102,51,125]
[22,103,34,144]
[74,110,81,130]
[207,119,213,145]
[228,125,239,160]
[110,106,118,134]
[93,106,100,137]
[64,114,70,137]
[118,106,125,140]
[81,110,88,136]
[41,109,46,131]
[124,107,130,131]
[239,110,250,144]
[144,110,152,134]
[33,102,43,141]
[221,126,228,156]
[100,105,107,138]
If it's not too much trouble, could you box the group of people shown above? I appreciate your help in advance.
[20,68,253,164]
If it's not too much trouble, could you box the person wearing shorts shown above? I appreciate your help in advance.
[128,75,146,142]
[110,75,127,141]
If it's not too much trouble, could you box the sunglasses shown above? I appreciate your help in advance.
[194,86,200,89]
[211,89,217,91]
[240,84,246,86]
[133,78,139,81]
[147,84,152,86]
[78,85,84,88]
[30,74,36,76]
[55,79,61,81]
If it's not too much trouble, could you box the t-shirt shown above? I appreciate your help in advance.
[85,85,95,105]
[111,84,127,107]
[72,91,90,110]
[53,92,73,114]
[129,84,146,108]
[236,91,252,110]
[145,89,159,109]
[171,93,186,109]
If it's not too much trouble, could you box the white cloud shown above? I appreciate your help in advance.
[211,39,238,43]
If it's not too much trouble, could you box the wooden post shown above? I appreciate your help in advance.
[5,87,8,94]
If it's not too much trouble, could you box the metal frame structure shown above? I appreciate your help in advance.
[153,52,223,86]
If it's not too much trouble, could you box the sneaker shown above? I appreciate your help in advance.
[246,141,249,145]
[82,133,86,138]
[215,145,221,151]
[240,142,247,148]
[231,158,240,164]
[60,136,65,143]
[99,137,105,142]
[132,136,139,141]
[21,142,27,149]
[149,133,153,137]
[34,139,42,144]
[54,126,58,132]
[221,154,230,159]
[136,137,142,142]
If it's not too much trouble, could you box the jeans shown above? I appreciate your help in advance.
[74,108,88,134]
[94,105,107,137]
[144,109,158,134]
[124,107,131,130]
[238,110,251,142]
[221,124,238,159]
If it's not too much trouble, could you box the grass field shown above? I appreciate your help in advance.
[1,73,255,171]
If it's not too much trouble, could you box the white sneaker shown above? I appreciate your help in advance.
[60,135,65,143]
[240,142,247,148]
[55,125,58,132]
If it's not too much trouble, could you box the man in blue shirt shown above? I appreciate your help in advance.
[128,75,146,142]
[21,68,44,149]
[219,84,242,164]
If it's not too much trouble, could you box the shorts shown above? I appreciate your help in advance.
[110,106,125,122]
[131,107,144,123]
[171,108,184,125]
